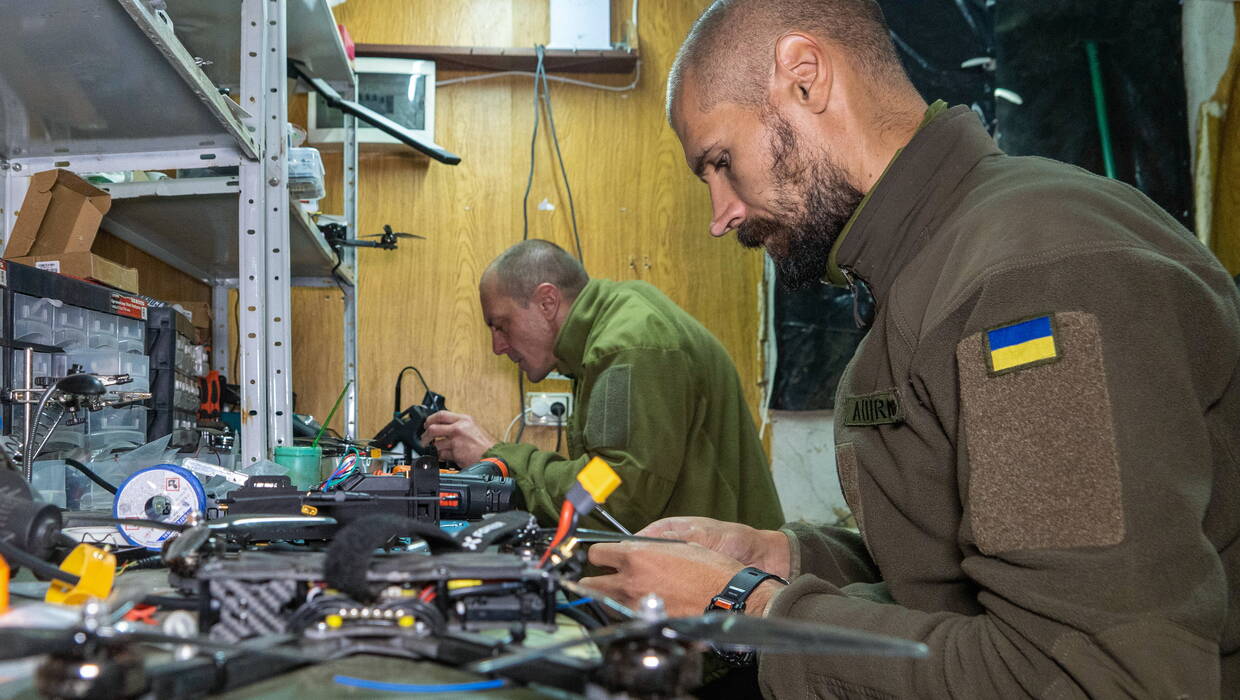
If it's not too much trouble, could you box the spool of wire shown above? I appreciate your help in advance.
[112,464,206,550]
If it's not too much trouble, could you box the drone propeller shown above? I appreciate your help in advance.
[0,624,322,665]
[364,224,424,240]
[470,608,927,676]
[363,232,425,240]
[0,627,82,660]
[659,614,928,657]
[469,620,651,675]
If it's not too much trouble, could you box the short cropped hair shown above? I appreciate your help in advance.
[484,240,589,305]
[667,0,906,119]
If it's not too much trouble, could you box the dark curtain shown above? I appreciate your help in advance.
[770,0,1190,410]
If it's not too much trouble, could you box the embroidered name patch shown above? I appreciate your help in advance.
[841,390,903,426]
[985,315,1059,374]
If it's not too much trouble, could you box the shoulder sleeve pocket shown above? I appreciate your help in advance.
[958,311,1125,554]
[585,364,631,449]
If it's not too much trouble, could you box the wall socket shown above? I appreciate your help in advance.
[525,392,573,426]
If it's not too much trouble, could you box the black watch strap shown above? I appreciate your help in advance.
[706,566,788,614]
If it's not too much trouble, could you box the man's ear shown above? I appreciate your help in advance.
[533,282,562,319]
[771,33,831,114]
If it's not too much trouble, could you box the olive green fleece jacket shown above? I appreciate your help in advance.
[486,279,784,533]
[758,106,1240,698]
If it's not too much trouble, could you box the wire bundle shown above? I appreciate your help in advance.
[513,44,586,446]
[318,448,361,491]
[539,500,580,567]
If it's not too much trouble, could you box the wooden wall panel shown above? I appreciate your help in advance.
[290,0,765,451]
[290,287,345,422]
[94,231,210,304]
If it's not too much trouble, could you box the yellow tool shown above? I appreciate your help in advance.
[45,544,116,606]
[0,554,8,613]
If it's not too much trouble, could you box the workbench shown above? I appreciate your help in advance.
[0,569,593,699]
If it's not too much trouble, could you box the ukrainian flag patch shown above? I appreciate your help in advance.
[985,315,1059,374]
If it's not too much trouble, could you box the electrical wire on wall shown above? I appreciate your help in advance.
[536,46,584,264]
[514,41,594,444]
[521,46,545,244]
[519,45,583,262]
[436,61,642,92]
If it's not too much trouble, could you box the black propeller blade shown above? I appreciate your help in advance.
[0,625,322,666]
[469,608,927,675]
[363,232,424,239]
[662,614,929,657]
[0,627,82,661]
[364,224,424,240]
[469,621,650,675]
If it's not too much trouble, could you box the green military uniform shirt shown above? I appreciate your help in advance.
[758,105,1240,698]
[486,279,784,533]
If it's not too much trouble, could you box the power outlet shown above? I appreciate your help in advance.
[525,392,573,426]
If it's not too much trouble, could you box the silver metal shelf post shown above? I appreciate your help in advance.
[342,84,359,442]
[237,0,271,464]
[263,0,294,452]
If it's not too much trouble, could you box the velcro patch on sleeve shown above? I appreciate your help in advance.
[958,311,1125,554]
[585,364,631,449]
[835,442,864,533]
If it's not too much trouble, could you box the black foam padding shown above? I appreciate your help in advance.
[324,514,462,602]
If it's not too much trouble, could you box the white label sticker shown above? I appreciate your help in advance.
[0,261,8,288]
[35,260,60,273]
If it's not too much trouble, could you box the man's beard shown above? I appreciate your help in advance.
[736,110,863,290]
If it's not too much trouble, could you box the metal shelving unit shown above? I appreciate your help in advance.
[97,177,354,286]
[0,0,360,465]
[164,0,356,93]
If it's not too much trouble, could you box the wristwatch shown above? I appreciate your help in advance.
[705,566,789,666]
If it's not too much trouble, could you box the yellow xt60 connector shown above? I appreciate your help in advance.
[577,457,621,504]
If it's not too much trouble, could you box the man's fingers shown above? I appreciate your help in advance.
[578,574,627,603]
[586,541,632,569]
[637,516,718,537]
[420,425,448,441]
[636,519,679,537]
[423,411,463,426]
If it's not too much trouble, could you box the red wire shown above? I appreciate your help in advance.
[539,501,576,567]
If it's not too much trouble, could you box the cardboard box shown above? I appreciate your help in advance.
[4,169,140,293]
[170,301,212,330]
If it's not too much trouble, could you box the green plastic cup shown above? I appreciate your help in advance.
[273,445,322,490]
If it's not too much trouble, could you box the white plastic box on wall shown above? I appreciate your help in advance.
[549,0,612,50]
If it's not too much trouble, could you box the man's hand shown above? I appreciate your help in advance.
[639,517,792,578]
[420,411,497,466]
[583,541,783,618]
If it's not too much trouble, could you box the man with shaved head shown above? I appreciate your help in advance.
[584,0,1240,697]
[423,239,784,534]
